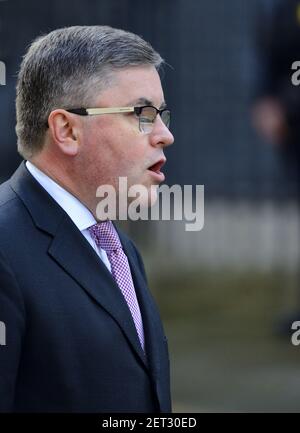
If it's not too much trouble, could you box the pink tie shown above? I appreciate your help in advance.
[88,221,145,351]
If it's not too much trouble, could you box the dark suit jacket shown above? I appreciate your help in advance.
[0,162,171,413]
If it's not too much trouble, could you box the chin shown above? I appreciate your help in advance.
[148,185,159,207]
[140,185,159,208]
[126,183,158,209]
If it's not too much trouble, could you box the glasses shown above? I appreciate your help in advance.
[65,105,171,134]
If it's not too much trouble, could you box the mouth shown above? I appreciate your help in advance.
[147,158,166,182]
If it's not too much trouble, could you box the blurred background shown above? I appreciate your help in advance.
[1,0,300,412]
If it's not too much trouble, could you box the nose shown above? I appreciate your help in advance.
[149,115,174,148]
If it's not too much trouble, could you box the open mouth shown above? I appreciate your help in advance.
[147,158,166,182]
[147,158,166,174]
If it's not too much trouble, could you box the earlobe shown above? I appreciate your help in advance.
[57,136,79,156]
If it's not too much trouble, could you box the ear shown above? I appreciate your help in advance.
[47,109,82,156]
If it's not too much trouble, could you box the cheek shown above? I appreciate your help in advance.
[124,149,148,184]
[82,122,147,183]
[111,138,147,180]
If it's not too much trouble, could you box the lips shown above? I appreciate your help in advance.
[147,158,166,182]
[147,158,166,174]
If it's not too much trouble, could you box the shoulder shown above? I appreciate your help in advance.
[0,179,29,226]
[0,179,35,255]
[0,179,17,207]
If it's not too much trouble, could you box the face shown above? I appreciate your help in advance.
[77,66,174,215]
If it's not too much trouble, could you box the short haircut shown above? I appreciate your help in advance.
[16,25,163,159]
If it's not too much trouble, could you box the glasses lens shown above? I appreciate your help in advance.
[161,109,171,129]
[139,106,157,133]
[138,106,171,133]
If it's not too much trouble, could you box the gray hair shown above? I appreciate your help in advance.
[16,25,163,159]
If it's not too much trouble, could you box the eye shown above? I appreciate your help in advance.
[140,116,154,124]
[140,107,156,122]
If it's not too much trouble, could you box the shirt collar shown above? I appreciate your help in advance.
[26,160,96,232]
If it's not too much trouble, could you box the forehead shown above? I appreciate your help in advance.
[95,66,165,106]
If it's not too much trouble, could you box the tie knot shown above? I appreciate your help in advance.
[88,220,122,254]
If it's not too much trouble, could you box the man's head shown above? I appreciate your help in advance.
[16,26,174,216]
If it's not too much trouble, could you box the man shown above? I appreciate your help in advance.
[0,25,174,412]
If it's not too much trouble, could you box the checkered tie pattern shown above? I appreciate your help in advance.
[88,220,145,351]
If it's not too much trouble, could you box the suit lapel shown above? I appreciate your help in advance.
[119,232,168,409]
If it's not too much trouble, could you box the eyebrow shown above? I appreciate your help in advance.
[128,97,167,110]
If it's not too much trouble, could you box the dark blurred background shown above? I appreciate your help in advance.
[1,0,300,412]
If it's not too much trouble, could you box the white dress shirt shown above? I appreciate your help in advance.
[26,160,111,271]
